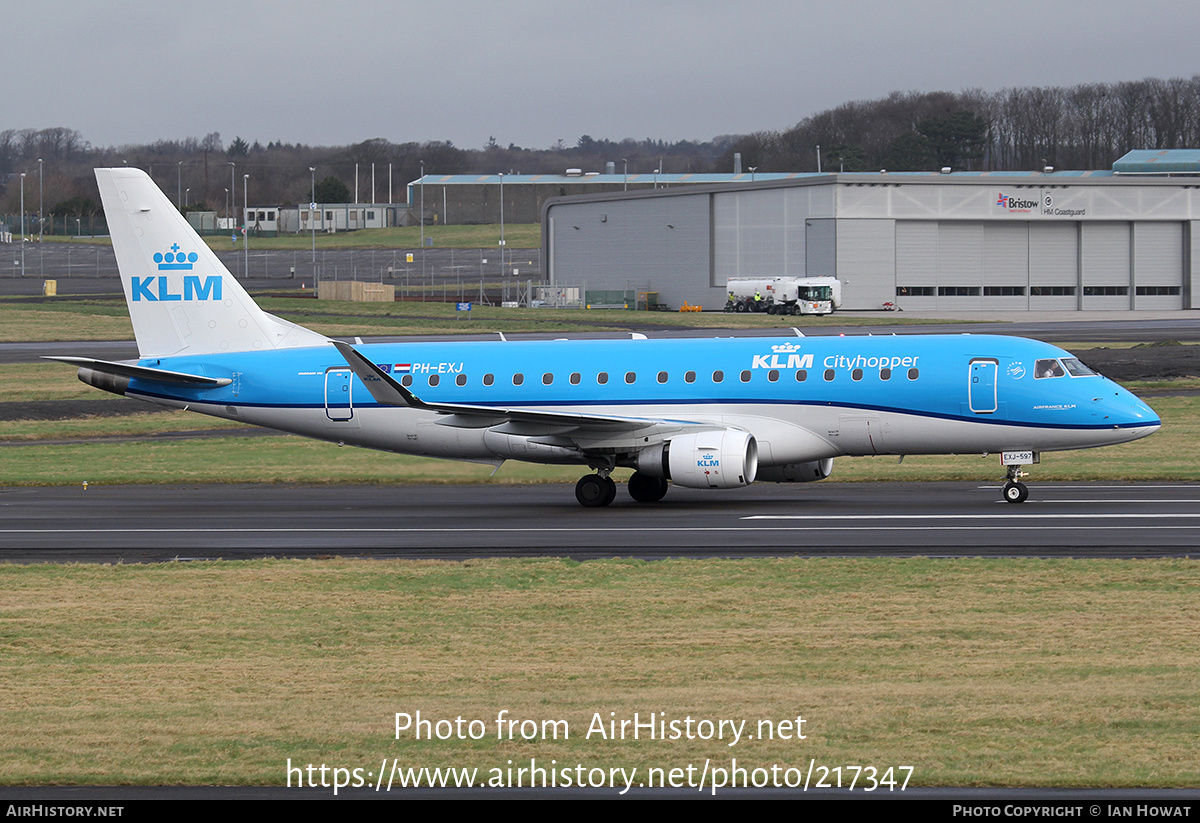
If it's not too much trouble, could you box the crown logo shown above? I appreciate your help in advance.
[153,243,197,271]
[771,343,800,353]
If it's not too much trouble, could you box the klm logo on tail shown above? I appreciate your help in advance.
[133,244,222,302]
[132,275,223,302]
[154,243,198,271]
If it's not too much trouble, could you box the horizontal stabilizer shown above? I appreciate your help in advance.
[42,356,232,386]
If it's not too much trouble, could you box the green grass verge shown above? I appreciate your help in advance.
[0,395,1191,486]
[51,224,543,251]
[1,557,1197,788]
[2,293,965,344]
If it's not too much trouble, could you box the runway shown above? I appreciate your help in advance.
[1,481,1196,561]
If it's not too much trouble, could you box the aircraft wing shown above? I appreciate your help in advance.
[333,341,708,438]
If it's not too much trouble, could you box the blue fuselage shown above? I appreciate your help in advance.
[123,334,1159,465]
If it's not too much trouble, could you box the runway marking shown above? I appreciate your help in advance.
[3,521,1200,536]
[745,513,1200,521]
[976,484,1199,489]
[999,499,1200,504]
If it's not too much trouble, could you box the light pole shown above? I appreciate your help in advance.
[419,159,425,281]
[37,159,43,243]
[228,161,236,242]
[309,167,316,265]
[177,161,183,209]
[185,188,190,207]
[498,172,505,276]
[622,158,628,191]
[19,173,25,278]
[243,173,249,280]
[749,166,757,182]
[224,188,229,226]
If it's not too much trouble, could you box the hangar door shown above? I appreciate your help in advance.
[1080,223,1131,310]
[1133,222,1184,310]
[895,222,1030,311]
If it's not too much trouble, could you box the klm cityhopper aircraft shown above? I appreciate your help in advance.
[50,168,1161,507]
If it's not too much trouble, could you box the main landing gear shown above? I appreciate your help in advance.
[1002,464,1029,504]
[575,474,617,508]
[627,472,669,503]
[575,470,670,507]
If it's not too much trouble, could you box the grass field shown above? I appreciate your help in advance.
[55,223,543,251]
[0,294,955,342]
[1,557,1196,788]
[0,393,1192,486]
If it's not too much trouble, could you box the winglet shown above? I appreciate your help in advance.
[332,341,433,410]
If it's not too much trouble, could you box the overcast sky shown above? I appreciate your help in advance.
[5,0,1199,152]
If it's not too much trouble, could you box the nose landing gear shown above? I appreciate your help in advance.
[1002,463,1030,504]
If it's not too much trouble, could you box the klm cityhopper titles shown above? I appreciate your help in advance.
[49,168,1161,507]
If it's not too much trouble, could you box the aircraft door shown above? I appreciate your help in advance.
[325,368,354,420]
[968,358,998,414]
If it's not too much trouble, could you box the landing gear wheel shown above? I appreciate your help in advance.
[576,474,617,507]
[1002,481,1029,504]
[627,472,669,503]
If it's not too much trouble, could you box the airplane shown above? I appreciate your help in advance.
[48,168,1161,507]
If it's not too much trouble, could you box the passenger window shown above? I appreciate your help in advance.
[597,372,609,385]
[483,373,494,386]
[684,371,696,383]
[570,372,581,385]
[542,373,553,385]
[712,370,724,383]
[512,373,524,386]
[401,375,413,387]
[852,368,863,381]
[767,370,779,382]
[740,370,752,383]
[428,374,440,387]
[625,372,636,384]
[657,371,668,384]
[455,374,467,387]
[880,368,891,381]
[824,369,835,381]
[795,369,807,382]
[907,368,919,380]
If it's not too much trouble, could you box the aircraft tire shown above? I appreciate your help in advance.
[1002,481,1029,504]
[627,472,669,503]
[576,474,617,507]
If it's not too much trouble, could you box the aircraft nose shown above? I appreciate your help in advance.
[1096,390,1160,438]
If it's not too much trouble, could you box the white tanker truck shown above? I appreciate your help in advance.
[724,276,841,316]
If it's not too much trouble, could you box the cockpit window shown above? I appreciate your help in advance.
[1061,358,1096,377]
[1035,359,1066,379]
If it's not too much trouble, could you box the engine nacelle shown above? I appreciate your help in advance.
[638,429,758,489]
[755,458,834,483]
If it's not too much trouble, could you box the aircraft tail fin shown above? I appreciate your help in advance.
[95,167,327,358]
